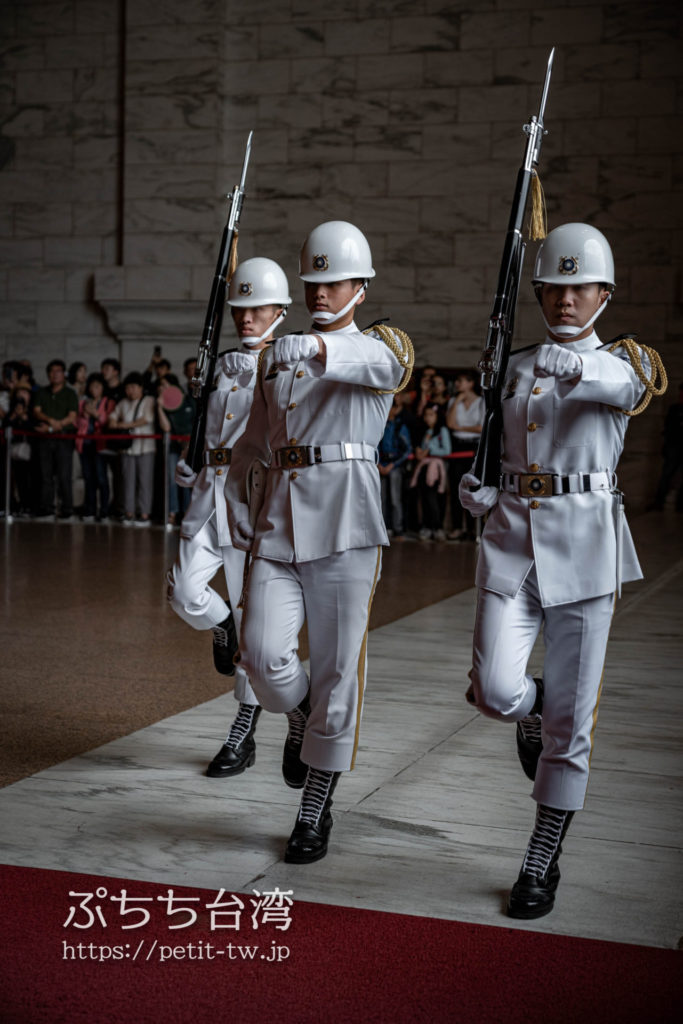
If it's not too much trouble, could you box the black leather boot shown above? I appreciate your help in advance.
[206,705,261,778]
[284,769,341,864]
[516,677,544,781]
[507,805,574,919]
[212,612,239,676]
[282,694,310,789]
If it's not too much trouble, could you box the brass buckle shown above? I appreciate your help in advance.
[519,473,552,497]
[280,446,306,468]
[211,449,230,466]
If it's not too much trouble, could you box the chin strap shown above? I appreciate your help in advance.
[541,294,611,338]
[240,308,288,349]
[312,283,367,325]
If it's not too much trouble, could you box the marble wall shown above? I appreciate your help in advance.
[1,0,681,491]
[0,0,122,374]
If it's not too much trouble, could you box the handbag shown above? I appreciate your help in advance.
[11,439,31,462]
[105,399,142,452]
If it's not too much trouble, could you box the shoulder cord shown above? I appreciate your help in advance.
[607,337,668,416]
[362,323,415,395]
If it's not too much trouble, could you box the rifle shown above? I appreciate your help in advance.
[471,49,554,488]
[186,131,253,472]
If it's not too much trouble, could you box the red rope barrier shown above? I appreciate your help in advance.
[2,428,472,458]
[1,429,191,442]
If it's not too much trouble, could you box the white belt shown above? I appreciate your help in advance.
[501,470,613,497]
[272,442,378,470]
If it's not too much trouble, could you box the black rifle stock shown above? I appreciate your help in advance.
[186,131,253,473]
[472,49,554,488]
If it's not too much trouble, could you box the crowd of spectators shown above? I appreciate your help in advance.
[379,367,485,542]
[0,351,196,527]
[1,355,485,539]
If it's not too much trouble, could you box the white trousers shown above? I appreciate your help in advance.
[167,516,256,705]
[240,547,382,773]
[471,567,614,811]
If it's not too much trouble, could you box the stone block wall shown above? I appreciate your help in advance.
[1,0,681,501]
[0,0,122,375]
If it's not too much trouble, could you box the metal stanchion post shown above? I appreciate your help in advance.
[3,427,13,523]
[163,431,170,529]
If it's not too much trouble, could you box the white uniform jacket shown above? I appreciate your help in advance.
[180,350,258,546]
[476,331,645,607]
[226,324,402,563]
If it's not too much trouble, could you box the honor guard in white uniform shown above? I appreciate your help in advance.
[167,258,292,778]
[226,221,413,863]
[460,223,666,919]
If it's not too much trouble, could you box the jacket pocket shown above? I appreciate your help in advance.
[552,395,596,448]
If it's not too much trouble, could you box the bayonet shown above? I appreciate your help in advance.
[187,132,254,471]
[472,51,554,487]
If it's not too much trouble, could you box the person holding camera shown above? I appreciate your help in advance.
[108,371,156,526]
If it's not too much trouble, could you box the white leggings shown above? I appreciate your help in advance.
[471,567,614,810]
[167,516,256,705]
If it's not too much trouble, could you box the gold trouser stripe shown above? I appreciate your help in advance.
[586,593,617,783]
[350,547,382,771]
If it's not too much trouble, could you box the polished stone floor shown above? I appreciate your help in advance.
[0,512,681,949]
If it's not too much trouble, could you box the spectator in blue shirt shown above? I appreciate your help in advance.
[378,396,413,540]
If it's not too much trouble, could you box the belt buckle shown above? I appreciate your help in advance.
[213,449,229,466]
[519,473,552,497]
[281,446,306,468]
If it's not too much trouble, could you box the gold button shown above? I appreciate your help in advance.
[220,441,226,448]
[226,413,234,420]
[288,402,297,410]
[530,500,540,509]
[291,472,298,480]
[532,387,542,395]
[527,422,537,432]
[296,371,305,378]
[216,469,223,477]
[231,385,238,392]
[529,463,540,472]
[289,437,297,445]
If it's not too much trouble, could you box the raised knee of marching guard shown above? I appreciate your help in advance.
[166,566,193,615]
[469,666,524,722]
[239,639,307,714]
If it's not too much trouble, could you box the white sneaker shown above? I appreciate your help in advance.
[418,528,432,541]
[433,529,446,541]
[134,518,151,528]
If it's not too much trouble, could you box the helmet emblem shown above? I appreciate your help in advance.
[238,281,253,296]
[558,256,579,276]
[312,254,329,272]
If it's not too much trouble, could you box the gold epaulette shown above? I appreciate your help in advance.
[362,323,415,395]
[606,335,668,416]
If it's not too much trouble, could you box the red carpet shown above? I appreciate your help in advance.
[1,864,679,1024]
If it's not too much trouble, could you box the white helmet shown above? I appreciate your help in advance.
[532,223,615,290]
[299,221,375,282]
[228,257,292,307]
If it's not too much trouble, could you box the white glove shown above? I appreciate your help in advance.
[222,351,255,375]
[231,518,255,552]
[459,472,499,518]
[272,334,320,368]
[175,458,197,488]
[534,343,582,381]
